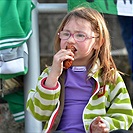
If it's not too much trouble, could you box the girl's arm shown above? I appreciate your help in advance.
[88,72,133,132]
[26,68,61,122]
[100,73,133,131]
[26,49,74,122]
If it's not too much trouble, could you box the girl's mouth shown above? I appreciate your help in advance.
[66,45,77,53]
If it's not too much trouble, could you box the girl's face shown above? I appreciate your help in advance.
[60,17,98,66]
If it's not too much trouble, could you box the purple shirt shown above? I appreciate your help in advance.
[57,66,95,133]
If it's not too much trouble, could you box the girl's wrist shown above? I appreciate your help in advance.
[41,77,59,90]
[45,72,59,88]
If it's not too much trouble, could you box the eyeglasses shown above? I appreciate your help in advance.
[58,31,98,42]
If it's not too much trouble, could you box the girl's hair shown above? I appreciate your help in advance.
[54,7,117,85]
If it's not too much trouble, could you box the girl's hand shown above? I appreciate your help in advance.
[52,49,74,75]
[45,49,74,88]
[91,116,109,133]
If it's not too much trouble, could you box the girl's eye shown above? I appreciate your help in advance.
[76,33,85,38]
[63,32,70,36]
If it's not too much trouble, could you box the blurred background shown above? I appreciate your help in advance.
[0,0,132,132]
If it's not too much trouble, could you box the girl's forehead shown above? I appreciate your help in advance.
[64,17,92,29]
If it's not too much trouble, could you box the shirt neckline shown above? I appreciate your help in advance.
[71,66,86,72]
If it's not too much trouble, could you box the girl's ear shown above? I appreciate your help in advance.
[94,38,104,49]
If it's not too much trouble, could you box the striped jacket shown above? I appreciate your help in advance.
[26,62,133,133]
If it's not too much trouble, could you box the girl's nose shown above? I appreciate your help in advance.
[67,34,76,43]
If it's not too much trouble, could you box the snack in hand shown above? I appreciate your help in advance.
[63,45,76,69]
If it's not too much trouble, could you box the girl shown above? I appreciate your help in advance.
[26,7,133,133]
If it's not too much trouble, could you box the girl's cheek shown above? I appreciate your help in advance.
[77,42,86,50]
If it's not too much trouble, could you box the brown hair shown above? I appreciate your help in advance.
[54,7,117,85]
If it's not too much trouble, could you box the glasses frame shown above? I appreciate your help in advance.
[58,31,99,42]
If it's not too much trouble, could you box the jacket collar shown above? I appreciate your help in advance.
[88,58,101,78]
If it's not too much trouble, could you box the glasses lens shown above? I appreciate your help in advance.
[74,33,86,42]
[59,31,88,42]
[60,31,70,40]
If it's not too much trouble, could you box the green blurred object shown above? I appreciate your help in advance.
[67,0,133,16]
[67,0,117,14]
[3,90,24,122]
